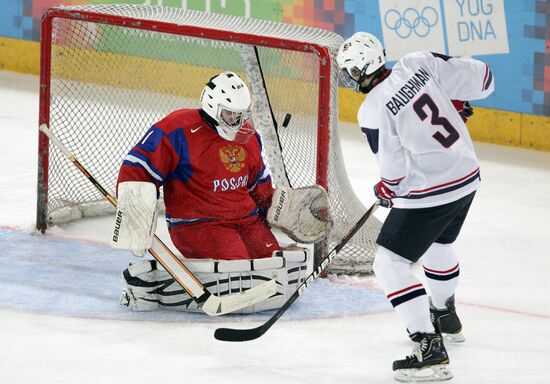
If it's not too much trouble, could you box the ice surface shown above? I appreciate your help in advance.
[1,71,550,383]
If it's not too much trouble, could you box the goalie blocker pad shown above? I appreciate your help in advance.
[267,185,333,244]
[120,246,311,314]
[111,181,159,255]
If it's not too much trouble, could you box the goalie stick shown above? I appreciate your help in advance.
[214,202,379,341]
[39,124,277,316]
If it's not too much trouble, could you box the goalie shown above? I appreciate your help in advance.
[112,71,333,263]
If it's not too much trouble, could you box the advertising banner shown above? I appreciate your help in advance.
[379,0,446,61]
[379,0,509,60]
[444,0,509,56]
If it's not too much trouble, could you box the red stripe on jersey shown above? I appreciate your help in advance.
[407,168,479,194]
[382,176,405,183]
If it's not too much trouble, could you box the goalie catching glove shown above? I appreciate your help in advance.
[266,185,333,243]
[111,181,160,256]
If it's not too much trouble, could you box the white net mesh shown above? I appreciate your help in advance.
[37,4,380,274]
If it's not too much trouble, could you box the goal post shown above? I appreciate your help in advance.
[36,4,381,275]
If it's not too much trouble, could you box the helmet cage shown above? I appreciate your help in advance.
[349,66,364,81]
[339,66,367,92]
[218,107,250,129]
[216,106,255,144]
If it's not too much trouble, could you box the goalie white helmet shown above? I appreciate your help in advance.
[336,32,386,93]
[200,71,255,144]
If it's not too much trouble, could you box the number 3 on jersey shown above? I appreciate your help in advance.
[413,94,460,148]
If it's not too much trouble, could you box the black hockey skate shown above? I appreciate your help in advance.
[393,332,453,382]
[430,295,465,343]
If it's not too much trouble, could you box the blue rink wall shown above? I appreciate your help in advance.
[1,0,549,150]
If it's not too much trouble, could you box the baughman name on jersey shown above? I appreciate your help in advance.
[385,67,430,116]
[358,51,494,209]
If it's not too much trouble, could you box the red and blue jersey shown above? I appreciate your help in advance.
[117,109,274,227]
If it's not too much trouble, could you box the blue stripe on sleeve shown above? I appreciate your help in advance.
[255,133,263,152]
[123,149,166,182]
[248,164,270,191]
[166,128,192,183]
[484,71,493,90]
[136,125,164,152]
[430,52,452,61]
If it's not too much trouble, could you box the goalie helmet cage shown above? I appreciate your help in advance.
[36,4,381,275]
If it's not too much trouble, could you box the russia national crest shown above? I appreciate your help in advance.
[219,144,246,173]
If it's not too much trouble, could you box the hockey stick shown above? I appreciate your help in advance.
[39,124,277,316]
[214,202,379,341]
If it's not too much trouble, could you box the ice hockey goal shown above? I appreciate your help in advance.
[36,4,381,275]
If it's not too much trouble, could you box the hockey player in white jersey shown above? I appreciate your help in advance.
[337,32,494,382]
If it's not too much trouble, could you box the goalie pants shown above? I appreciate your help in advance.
[169,214,280,260]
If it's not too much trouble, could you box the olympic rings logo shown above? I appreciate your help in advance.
[384,6,439,39]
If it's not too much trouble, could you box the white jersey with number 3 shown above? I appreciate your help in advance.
[358,51,494,208]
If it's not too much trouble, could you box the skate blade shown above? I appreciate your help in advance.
[443,332,465,343]
[394,364,453,382]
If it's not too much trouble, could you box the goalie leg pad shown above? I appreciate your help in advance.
[120,260,173,311]
[120,247,311,313]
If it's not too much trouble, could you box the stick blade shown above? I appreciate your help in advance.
[214,325,266,342]
[202,279,277,316]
